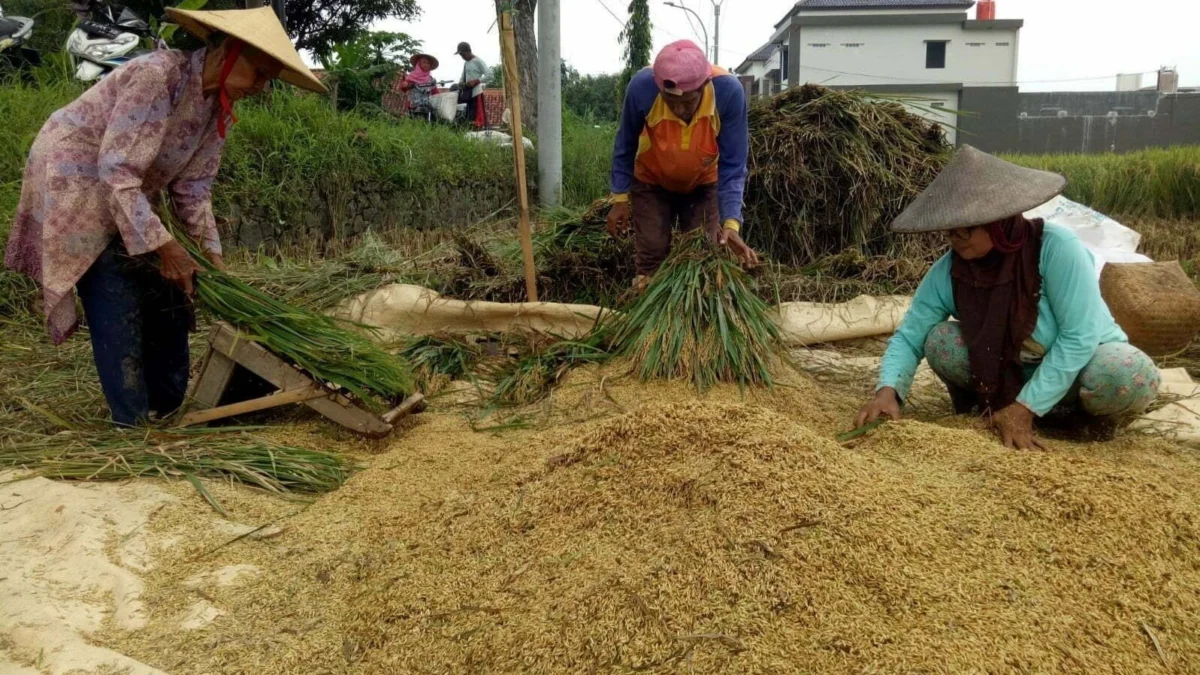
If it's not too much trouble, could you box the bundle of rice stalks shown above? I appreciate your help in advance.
[488,332,612,407]
[443,232,528,303]
[194,270,412,409]
[532,217,634,306]
[445,213,634,307]
[398,334,485,393]
[756,246,936,304]
[168,228,412,410]
[745,84,951,264]
[610,233,786,390]
[1,427,353,498]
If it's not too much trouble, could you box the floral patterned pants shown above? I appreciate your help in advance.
[923,321,1161,417]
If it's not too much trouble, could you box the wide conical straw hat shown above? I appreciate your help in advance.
[891,145,1067,233]
[165,6,326,93]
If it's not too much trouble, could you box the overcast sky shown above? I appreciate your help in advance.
[377,0,1200,92]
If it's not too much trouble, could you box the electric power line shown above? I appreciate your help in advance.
[594,0,627,28]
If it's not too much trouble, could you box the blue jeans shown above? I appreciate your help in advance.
[75,241,192,427]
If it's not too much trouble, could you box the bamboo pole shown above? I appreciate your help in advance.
[499,10,540,303]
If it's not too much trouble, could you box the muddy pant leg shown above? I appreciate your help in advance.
[631,181,677,277]
[922,321,979,413]
[138,263,191,417]
[1076,343,1161,417]
[76,243,149,427]
[677,183,722,242]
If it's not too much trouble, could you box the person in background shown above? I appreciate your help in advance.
[399,52,438,91]
[606,40,758,288]
[453,41,488,129]
[398,53,439,116]
[4,7,326,427]
[855,146,1160,450]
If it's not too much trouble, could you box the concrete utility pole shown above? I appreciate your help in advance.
[537,0,563,208]
[712,0,722,65]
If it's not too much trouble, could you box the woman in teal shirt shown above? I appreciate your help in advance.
[856,147,1159,450]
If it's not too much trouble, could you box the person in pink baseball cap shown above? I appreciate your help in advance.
[608,40,757,287]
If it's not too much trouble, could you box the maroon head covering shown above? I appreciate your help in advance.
[950,216,1045,413]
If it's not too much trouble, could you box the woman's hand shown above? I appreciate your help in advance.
[204,250,226,271]
[718,228,760,268]
[856,387,902,428]
[156,239,202,296]
[606,201,631,238]
[991,403,1046,451]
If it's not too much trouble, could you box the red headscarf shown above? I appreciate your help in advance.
[217,39,245,139]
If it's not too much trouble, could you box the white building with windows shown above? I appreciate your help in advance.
[735,0,1024,146]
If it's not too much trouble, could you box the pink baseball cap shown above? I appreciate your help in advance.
[653,40,711,95]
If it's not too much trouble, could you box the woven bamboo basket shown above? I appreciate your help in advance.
[1100,261,1200,356]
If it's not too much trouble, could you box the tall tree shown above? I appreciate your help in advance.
[494,0,538,134]
[285,0,419,58]
[562,62,620,122]
[618,0,652,94]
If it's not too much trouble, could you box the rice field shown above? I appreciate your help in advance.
[1006,146,1200,221]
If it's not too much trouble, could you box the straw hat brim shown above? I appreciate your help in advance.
[891,145,1067,233]
[411,53,439,70]
[166,6,326,94]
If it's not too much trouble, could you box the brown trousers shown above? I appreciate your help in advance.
[631,180,722,276]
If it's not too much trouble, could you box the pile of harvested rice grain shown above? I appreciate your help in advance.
[102,391,1200,673]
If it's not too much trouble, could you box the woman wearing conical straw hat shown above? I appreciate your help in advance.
[4,7,325,427]
[855,146,1160,450]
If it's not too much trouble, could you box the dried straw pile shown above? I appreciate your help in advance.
[745,85,951,264]
[104,390,1200,673]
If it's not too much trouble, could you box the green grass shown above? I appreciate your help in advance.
[0,74,83,237]
[1005,146,1200,220]
[218,89,516,227]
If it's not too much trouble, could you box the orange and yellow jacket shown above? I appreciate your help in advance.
[610,66,749,229]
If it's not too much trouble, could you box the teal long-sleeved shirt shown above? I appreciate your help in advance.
[877,223,1128,416]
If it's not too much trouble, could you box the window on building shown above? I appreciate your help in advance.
[926,41,947,69]
[966,42,985,47]
[809,43,829,48]
[931,101,946,109]
[842,42,863,48]
[780,47,789,81]
[995,42,1011,46]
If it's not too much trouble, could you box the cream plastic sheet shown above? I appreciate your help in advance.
[338,284,911,346]
[1130,368,1200,447]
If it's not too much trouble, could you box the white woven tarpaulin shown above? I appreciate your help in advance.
[1025,196,1152,276]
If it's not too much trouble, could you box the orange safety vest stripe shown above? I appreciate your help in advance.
[633,66,728,194]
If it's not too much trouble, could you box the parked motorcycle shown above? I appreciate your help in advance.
[0,3,40,71]
[66,2,154,82]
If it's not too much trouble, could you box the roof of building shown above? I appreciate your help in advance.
[796,0,974,8]
[746,42,782,62]
[735,42,782,74]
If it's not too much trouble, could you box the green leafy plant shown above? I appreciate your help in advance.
[320,30,421,112]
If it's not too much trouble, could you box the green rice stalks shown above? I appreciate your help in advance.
[1,427,354,495]
[192,268,412,409]
[165,218,412,410]
[489,332,612,407]
[610,232,787,391]
[398,334,484,392]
